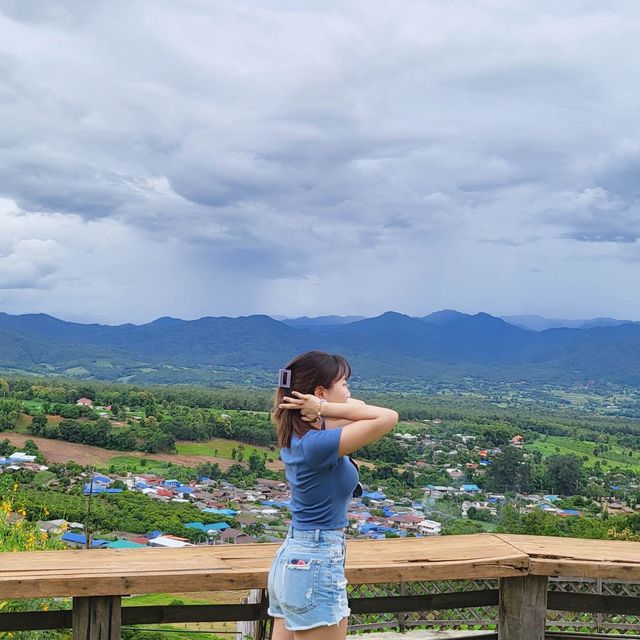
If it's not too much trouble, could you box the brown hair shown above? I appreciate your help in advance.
[273,351,352,448]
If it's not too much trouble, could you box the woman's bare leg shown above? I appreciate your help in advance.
[272,617,294,640]
[294,617,348,640]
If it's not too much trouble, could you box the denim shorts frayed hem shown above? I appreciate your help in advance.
[267,612,351,632]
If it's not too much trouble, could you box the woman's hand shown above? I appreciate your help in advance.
[279,391,322,422]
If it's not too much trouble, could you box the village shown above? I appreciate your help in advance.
[2,417,638,551]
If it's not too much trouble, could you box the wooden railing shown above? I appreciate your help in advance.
[0,533,639,639]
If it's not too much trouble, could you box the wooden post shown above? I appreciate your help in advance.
[397,581,407,633]
[595,578,603,634]
[498,576,547,640]
[73,596,121,640]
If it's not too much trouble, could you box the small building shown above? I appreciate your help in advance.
[61,532,108,549]
[8,452,37,463]
[418,519,442,536]
[76,398,94,407]
[219,528,255,544]
[461,484,482,494]
[386,514,423,530]
[105,539,147,549]
[147,535,193,548]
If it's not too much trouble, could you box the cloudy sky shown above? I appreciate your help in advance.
[1,0,640,324]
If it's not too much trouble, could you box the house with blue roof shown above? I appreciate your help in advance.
[176,485,194,495]
[367,531,386,539]
[61,532,108,549]
[461,484,481,494]
[261,500,291,509]
[362,490,386,500]
[105,539,147,549]
[83,484,123,495]
[202,507,237,516]
[184,521,231,533]
[536,502,561,514]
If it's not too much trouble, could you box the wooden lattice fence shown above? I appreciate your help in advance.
[346,578,640,635]
[547,578,640,635]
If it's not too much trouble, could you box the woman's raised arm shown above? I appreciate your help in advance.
[279,392,399,456]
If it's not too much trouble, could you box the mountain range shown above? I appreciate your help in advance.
[0,310,639,387]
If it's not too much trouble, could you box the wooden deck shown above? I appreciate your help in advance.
[1,533,639,639]
[496,534,640,579]
[0,533,531,599]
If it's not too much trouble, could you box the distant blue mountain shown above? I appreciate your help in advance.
[501,314,635,331]
[0,310,640,386]
[281,315,366,327]
[420,309,471,325]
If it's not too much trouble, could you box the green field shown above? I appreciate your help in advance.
[524,435,637,471]
[15,412,33,433]
[123,592,238,639]
[106,456,190,474]
[21,400,45,412]
[33,470,56,486]
[176,438,275,460]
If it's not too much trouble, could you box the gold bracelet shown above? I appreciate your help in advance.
[317,399,326,418]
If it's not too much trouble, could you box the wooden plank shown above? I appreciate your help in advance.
[547,591,640,615]
[0,610,72,632]
[497,535,640,565]
[349,590,499,614]
[529,558,640,580]
[496,534,640,580]
[498,575,548,640]
[72,596,121,640]
[346,557,528,584]
[546,635,640,640]
[1,571,264,599]
[0,535,529,598]
[121,603,268,624]
[0,535,518,573]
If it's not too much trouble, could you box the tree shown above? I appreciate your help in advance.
[0,438,15,457]
[248,451,267,476]
[546,455,585,496]
[23,440,40,456]
[484,445,532,493]
[31,413,48,434]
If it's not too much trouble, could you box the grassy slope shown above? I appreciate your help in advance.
[524,436,637,471]
[175,438,274,459]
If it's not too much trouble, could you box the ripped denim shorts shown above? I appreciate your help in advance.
[267,527,350,631]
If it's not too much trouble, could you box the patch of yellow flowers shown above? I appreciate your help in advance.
[0,484,67,639]
[608,527,640,542]
[0,482,62,552]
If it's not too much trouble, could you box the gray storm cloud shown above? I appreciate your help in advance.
[1,1,640,322]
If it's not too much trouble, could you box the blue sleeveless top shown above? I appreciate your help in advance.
[281,426,359,530]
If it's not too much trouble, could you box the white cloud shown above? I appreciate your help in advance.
[1,1,640,321]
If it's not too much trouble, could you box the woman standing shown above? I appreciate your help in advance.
[267,351,398,640]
